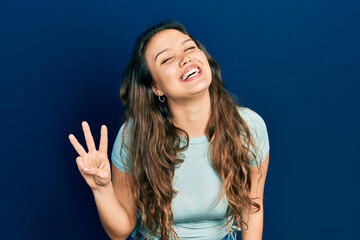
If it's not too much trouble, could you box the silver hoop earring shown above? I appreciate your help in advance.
[159,95,166,103]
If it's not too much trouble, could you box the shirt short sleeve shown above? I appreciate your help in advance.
[238,107,270,167]
[111,122,135,174]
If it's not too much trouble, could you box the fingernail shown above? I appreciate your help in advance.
[84,167,90,172]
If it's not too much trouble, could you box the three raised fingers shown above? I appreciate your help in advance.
[69,122,108,155]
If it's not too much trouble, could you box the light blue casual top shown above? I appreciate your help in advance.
[111,107,270,240]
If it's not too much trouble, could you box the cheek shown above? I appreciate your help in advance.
[198,54,212,80]
[164,63,180,79]
[196,52,210,67]
[155,67,178,89]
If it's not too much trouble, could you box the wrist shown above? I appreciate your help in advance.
[92,181,114,195]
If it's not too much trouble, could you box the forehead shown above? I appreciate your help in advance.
[145,29,190,56]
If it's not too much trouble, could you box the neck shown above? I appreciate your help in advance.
[167,90,211,138]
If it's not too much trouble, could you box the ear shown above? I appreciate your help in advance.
[151,83,163,96]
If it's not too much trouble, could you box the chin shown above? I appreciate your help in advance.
[190,80,211,95]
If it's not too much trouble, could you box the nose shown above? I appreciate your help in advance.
[179,53,191,67]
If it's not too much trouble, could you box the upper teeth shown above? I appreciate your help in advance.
[182,67,200,80]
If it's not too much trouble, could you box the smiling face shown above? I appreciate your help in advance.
[144,29,212,102]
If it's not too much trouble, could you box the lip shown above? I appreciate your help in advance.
[180,64,202,82]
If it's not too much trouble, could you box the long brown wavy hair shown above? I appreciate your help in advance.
[119,21,262,240]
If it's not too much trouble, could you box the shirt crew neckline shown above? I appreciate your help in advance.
[180,134,209,145]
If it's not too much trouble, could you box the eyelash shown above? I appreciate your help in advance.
[161,46,196,64]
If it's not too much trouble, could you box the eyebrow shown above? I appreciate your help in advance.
[154,38,194,62]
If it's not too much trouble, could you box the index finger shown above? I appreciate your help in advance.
[68,134,87,157]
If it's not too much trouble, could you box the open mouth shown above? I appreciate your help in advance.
[182,67,200,81]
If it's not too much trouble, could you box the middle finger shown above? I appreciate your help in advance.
[82,121,96,152]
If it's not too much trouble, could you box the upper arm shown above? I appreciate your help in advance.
[249,152,269,205]
[112,162,138,230]
[111,122,138,231]
[238,107,270,201]
[241,154,268,240]
[238,107,270,167]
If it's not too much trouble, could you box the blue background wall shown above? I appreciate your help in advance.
[1,0,359,239]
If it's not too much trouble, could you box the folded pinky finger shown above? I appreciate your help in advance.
[83,167,109,180]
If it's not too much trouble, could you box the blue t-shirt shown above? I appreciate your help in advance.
[111,107,270,240]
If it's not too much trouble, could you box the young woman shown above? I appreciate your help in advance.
[69,21,270,240]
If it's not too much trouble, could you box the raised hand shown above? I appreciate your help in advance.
[68,121,111,190]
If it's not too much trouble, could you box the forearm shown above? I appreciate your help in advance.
[241,202,264,240]
[92,182,134,240]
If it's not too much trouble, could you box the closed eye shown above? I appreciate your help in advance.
[161,57,173,65]
[161,46,195,64]
[185,46,196,51]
